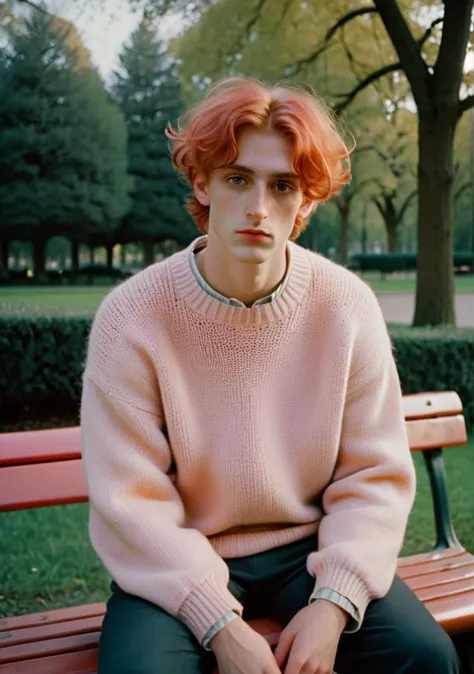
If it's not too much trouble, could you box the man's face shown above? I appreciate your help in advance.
[193,127,314,265]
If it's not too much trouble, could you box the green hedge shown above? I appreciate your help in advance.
[349,252,474,274]
[0,314,91,425]
[1,315,473,430]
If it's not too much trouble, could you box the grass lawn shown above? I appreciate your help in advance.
[0,286,110,314]
[362,273,474,295]
[1,274,473,315]
[1,437,473,618]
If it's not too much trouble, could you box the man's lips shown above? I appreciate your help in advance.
[237,230,272,238]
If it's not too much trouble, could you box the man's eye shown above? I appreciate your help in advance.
[275,182,292,193]
[228,176,246,185]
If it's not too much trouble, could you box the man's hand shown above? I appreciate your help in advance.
[210,616,281,674]
[274,600,348,674]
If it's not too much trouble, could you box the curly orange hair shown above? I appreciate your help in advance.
[165,77,352,240]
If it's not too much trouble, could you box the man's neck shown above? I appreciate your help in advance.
[194,237,288,308]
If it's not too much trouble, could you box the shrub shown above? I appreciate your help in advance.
[349,252,474,275]
[0,313,91,424]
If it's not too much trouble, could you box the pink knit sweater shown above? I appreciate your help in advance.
[81,238,416,643]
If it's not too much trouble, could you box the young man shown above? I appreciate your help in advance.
[81,77,460,674]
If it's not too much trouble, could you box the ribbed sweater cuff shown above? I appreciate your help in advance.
[312,564,372,619]
[178,576,244,644]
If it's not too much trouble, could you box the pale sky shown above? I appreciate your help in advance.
[37,0,182,80]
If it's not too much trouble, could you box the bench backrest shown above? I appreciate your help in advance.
[0,391,468,549]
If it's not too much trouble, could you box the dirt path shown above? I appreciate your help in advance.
[376,294,474,328]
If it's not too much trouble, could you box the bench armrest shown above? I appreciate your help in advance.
[422,448,460,550]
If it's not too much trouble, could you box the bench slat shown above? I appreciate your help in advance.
[424,590,474,635]
[1,590,473,669]
[0,631,99,665]
[0,616,103,649]
[0,618,282,669]
[0,417,468,512]
[0,428,81,467]
[397,545,466,568]
[403,563,474,591]
[406,415,467,451]
[0,394,465,470]
[0,648,97,674]
[399,550,474,579]
[0,460,88,512]
[416,578,474,603]
[402,391,463,420]
[0,604,105,634]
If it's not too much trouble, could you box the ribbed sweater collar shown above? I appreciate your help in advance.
[169,237,311,325]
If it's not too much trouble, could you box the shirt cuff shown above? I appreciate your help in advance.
[309,587,361,633]
[202,610,239,651]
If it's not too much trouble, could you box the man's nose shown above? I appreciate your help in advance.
[246,185,268,221]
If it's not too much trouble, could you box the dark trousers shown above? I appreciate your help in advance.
[98,534,460,673]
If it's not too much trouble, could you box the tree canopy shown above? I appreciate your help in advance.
[0,8,131,273]
[111,11,198,264]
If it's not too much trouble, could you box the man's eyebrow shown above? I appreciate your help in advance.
[224,164,300,180]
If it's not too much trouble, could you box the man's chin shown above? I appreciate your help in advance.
[230,245,272,264]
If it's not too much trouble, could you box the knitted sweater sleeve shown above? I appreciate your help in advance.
[306,284,416,621]
[80,295,243,644]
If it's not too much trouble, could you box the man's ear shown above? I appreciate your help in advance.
[193,173,210,206]
[299,198,317,220]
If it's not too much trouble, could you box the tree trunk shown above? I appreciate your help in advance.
[0,240,8,272]
[89,245,96,264]
[120,244,127,267]
[386,217,397,254]
[413,116,456,326]
[106,244,114,268]
[70,240,80,272]
[339,205,350,265]
[142,240,155,268]
[33,240,46,282]
[471,107,474,254]
[361,202,368,254]
[361,225,367,254]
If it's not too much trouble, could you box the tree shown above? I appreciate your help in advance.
[283,0,474,324]
[0,9,131,276]
[360,1,473,324]
[334,175,374,264]
[359,106,418,252]
[154,0,474,326]
[111,11,197,266]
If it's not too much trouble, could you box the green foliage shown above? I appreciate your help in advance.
[111,13,198,248]
[1,313,473,429]
[298,203,341,257]
[0,11,131,249]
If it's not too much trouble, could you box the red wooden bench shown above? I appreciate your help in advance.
[1,391,473,673]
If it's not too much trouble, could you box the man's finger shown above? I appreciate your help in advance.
[273,629,294,669]
[282,650,306,674]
